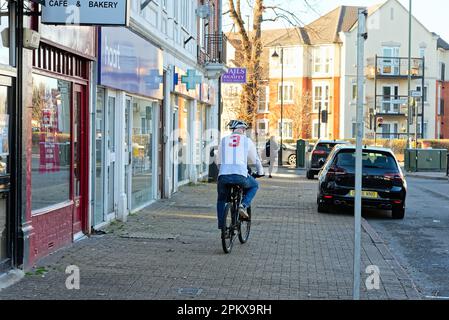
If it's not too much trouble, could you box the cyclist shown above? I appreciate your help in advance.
[216,120,264,230]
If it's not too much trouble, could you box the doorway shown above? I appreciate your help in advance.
[105,92,117,220]
[0,82,11,272]
[72,84,88,240]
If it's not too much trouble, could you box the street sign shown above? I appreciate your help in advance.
[390,99,408,104]
[411,90,422,98]
[42,0,129,26]
[221,68,247,83]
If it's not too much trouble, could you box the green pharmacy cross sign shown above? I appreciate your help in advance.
[181,70,202,91]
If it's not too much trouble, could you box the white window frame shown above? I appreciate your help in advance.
[312,120,320,139]
[417,121,428,139]
[379,122,399,139]
[381,84,400,113]
[313,46,331,75]
[381,47,400,75]
[277,82,294,104]
[313,82,330,112]
[257,119,269,137]
[278,119,293,140]
[258,86,270,113]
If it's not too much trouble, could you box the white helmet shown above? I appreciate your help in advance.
[228,120,249,130]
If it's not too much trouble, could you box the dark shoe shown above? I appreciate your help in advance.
[221,229,230,239]
[269,175,273,178]
[238,205,249,220]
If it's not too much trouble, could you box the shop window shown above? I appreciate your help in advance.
[131,97,155,210]
[0,0,10,65]
[31,74,72,212]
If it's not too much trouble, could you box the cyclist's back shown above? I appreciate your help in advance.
[216,120,264,231]
[218,134,262,178]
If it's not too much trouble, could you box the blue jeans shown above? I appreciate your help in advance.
[216,174,259,229]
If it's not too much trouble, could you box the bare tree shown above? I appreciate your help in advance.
[226,0,308,129]
[267,90,313,140]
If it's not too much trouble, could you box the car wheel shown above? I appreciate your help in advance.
[306,170,314,180]
[288,154,296,166]
[392,206,405,220]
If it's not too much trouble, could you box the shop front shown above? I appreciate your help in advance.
[170,67,216,190]
[23,24,96,265]
[0,0,16,273]
[94,27,163,227]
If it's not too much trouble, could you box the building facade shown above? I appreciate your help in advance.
[226,0,449,143]
[88,0,226,231]
[0,0,21,274]
[339,0,446,140]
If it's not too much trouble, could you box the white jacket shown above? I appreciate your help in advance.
[217,134,264,177]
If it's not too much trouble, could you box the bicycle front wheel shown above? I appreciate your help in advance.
[221,203,236,253]
[238,206,251,244]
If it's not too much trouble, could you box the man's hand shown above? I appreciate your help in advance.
[251,172,265,179]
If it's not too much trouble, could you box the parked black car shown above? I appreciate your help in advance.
[306,140,348,179]
[317,145,407,219]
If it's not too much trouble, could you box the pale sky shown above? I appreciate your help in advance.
[223,0,449,41]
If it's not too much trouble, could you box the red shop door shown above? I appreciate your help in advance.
[73,84,88,238]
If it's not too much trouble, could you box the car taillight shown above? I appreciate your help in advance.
[326,166,347,178]
[385,172,403,185]
[313,150,327,156]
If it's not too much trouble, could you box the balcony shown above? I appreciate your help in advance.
[198,33,228,79]
[366,56,424,79]
[373,95,409,116]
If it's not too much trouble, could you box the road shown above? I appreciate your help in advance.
[364,177,449,299]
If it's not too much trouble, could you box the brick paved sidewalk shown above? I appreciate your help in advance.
[0,168,421,300]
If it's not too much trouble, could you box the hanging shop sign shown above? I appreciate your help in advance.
[99,27,163,100]
[221,68,247,83]
[41,0,130,26]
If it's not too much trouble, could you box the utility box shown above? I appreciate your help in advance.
[296,140,306,168]
[405,149,448,172]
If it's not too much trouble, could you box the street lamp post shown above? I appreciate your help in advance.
[272,47,284,166]
[407,0,412,149]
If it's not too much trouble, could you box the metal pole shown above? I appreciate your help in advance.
[354,8,367,300]
[374,54,378,145]
[421,57,425,141]
[278,48,284,166]
[414,98,418,147]
[407,0,412,149]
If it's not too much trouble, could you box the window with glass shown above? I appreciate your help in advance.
[177,98,190,182]
[131,98,155,210]
[0,0,11,65]
[416,86,428,102]
[313,47,331,74]
[278,83,294,103]
[278,120,293,140]
[257,119,269,137]
[258,86,269,113]
[313,84,329,112]
[94,88,105,225]
[0,85,9,263]
[31,75,71,212]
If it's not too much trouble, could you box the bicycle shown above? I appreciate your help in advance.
[221,172,264,254]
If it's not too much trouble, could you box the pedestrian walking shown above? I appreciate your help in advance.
[265,136,279,178]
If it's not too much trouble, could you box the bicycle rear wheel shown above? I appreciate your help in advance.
[238,206,251,244]
[221,203,236,253]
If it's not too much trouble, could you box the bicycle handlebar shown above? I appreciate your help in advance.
[251,173,265,179]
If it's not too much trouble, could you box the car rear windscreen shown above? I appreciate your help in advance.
[316,143,338,152]
[335,151,398,171]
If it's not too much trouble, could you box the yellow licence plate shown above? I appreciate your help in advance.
[349,190,379,199]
